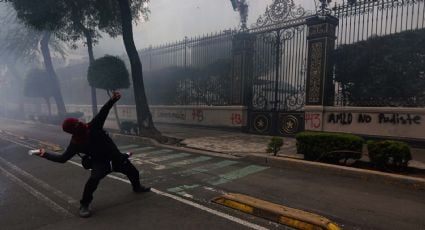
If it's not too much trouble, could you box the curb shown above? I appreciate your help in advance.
[212,193,341,230]
[111,132,425,190]
[243,154,425,191]
[110,133,239,159]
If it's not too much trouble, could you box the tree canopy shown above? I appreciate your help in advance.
[0,4,66,66]
[88,54,130,131]
[7,0,71,115]
[334,29,425,106]
[8,0,154,133]
[88,55,130,91]
[9,0,149,46]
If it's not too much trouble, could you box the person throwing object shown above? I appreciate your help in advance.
[32,91,150,218]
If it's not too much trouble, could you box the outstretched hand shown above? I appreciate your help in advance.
[29,148,45,157]
[112,91,121,100]
[39,148,46,157]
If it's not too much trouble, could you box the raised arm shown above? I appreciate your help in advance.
[90,91,121,130]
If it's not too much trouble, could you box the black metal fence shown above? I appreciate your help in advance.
[250,20,308,112]
[140,31,236,105]
[332,0,425,107]
[139,0,310,111]
[139,0,424,108]
[333,0,425,46]
[140,31,235,71]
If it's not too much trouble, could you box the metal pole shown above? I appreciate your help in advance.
[184,36,188,68]
[273,31,281,111]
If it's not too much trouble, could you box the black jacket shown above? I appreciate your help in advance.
[44,97,123,164]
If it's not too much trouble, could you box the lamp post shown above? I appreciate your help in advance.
[229,0,248,31]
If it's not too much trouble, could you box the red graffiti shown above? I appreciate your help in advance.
[231,113,242,124]
[305,113,321,129]
[192,109,204,122]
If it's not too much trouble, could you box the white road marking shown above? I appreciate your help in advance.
[0,165,73,218]
[0,156,79,206]
[202,186,227,195]
[182,193,194,199]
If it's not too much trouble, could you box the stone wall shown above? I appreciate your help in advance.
[63,105,247,129]
[305,106,425,140]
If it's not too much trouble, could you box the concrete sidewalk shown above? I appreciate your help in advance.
[154,123,425,170]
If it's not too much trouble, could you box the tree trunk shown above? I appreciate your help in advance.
[117,0,159,136]
[40,31,66,116]
[44,97,52,116]
[80,24,98,117]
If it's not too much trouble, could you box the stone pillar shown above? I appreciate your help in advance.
[231,32,255,106]
[304,15,338,132]
[305,16,338,106]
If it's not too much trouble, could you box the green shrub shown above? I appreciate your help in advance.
[296,131,364,162]
[266,137,284,156]
[367,140,411,170]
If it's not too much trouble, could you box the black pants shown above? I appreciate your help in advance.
[80,159,141,206]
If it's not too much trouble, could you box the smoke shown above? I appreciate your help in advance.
[230,0,249,30]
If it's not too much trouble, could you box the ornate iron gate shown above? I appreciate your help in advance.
[243,0,310,136]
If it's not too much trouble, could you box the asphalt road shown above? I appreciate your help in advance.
[0,118,424,230]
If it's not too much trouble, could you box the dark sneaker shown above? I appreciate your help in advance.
[79,205,91,218]
[133,186,151,193]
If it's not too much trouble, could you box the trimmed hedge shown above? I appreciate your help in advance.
[296,131,364,162]
[367,140,411,170]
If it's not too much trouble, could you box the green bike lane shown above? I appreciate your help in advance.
[109,140,425,230]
